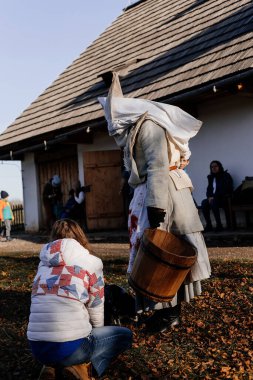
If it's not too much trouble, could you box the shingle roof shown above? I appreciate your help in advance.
[1,0,253,148]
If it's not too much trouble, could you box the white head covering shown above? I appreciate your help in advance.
[98,72,203,159]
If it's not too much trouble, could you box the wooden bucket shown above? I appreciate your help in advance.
[128,228,197,302]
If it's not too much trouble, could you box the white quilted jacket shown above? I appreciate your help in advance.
[27,238,104,342]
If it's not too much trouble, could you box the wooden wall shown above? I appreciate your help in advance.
[36,146,79,227]
[36,146,125,231]
[83,150,125,230]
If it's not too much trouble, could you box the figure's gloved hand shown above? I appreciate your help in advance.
[147,207,166,228]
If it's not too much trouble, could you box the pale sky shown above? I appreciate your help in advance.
[0,0,130,200]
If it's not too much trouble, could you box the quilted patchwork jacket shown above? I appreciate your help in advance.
[27,238,104,342]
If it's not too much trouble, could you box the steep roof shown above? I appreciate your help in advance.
[1,0,253,149]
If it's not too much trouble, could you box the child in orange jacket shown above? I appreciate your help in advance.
[0,191,14,242]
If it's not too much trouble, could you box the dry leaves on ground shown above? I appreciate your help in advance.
[0,252,252,379]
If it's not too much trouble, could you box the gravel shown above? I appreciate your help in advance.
[0,234,253,261]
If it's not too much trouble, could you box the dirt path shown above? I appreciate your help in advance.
[0,236,253,261]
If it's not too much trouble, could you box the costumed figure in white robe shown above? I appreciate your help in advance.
[98,72,211,334]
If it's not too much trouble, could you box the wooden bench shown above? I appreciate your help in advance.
[227,198,253,229]
[197,199,253,230]
[197,203,231,229]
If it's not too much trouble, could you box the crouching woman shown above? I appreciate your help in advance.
[27,219,132,379]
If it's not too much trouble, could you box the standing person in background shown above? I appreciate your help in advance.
[74,181,85,208]
[99,72,211,334]
[201,160,233,232]
[74,180,85,226]
[42,175,63,231]
[179,156,190,172]
[27,219,132,380]
[0,190,14,242]
[60,189,76,219]
[179,156,198,207]
[73,180,90,231]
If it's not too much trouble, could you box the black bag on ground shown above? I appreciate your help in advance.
[104,284,136,325]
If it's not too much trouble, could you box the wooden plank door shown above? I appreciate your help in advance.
[37,156,79,227]
[83,150,124,230]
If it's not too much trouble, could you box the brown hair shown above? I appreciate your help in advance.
[50,219,93,253]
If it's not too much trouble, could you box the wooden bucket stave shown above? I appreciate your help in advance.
[128,228,197,302]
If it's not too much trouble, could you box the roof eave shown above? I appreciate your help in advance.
[161,69,253,104]
[0,118,106,160]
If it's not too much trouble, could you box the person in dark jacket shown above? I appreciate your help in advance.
[201,161,233,232]
[60,189,76,219]
[72,180,91,231]
[42,175,63,231]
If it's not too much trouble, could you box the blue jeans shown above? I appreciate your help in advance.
[58,326,132,376]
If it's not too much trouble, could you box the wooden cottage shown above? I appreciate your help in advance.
[0,0,253,231]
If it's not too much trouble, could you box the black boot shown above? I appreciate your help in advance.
[161,304,181,327]
[143,305,181,334]
[143,310,168,334]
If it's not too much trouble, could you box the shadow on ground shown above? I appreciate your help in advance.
[11,227,253,247]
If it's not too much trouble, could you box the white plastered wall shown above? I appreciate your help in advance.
[22,95,253,231]
[79,103,253,205]
[188,94,253,205]
[22,152,40,231]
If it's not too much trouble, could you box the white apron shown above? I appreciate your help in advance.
[128,183,211,312]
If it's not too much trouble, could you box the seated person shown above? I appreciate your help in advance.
[27,219,132,379]
[60,189,76,219]
[201,160,233,232]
